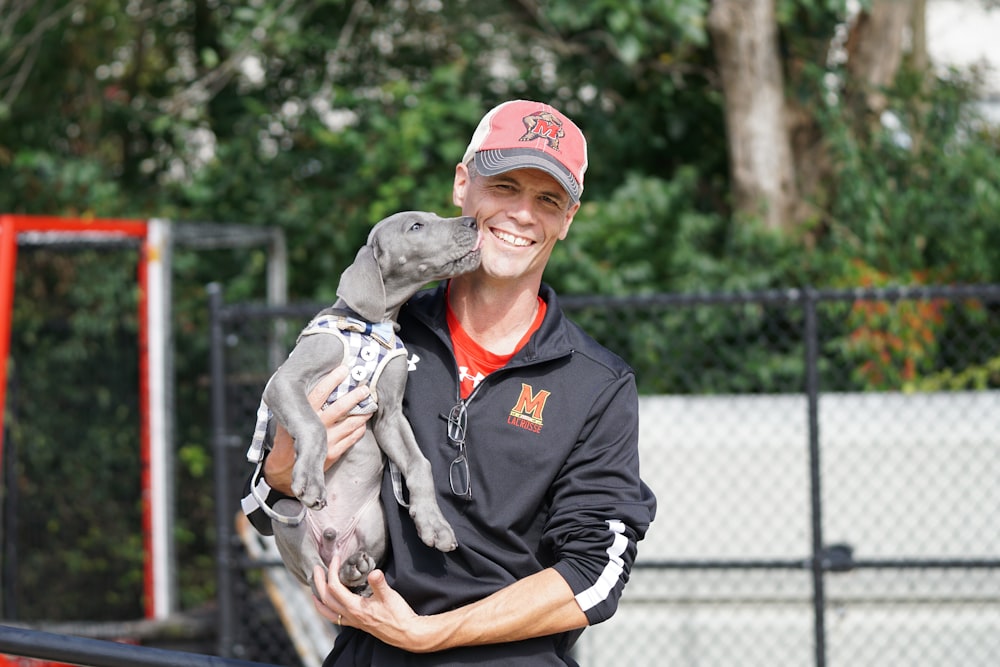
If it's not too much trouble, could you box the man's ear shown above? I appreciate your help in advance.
[452,162,470,208]
[558,202,580,240]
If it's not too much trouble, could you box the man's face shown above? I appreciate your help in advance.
[452,162,579,284]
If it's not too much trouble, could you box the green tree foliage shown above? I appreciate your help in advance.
[821,70,1000,283]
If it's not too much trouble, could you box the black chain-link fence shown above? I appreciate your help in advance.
[211,284,1000,667]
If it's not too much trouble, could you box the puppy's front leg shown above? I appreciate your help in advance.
[264,335,344,509]
[374,409,457,552]
[373,358,457,552]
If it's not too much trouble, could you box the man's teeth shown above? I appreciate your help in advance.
[494,229,532,247]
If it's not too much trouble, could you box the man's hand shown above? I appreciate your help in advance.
[263,365,372,495]
[312,563,438,652]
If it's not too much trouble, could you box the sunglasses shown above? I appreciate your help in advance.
[446,402,472,499]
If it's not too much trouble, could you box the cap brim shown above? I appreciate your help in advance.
[474,149,581,204]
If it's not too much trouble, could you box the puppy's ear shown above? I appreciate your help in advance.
[336,245,386,322]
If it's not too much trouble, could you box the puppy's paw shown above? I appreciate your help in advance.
[411,506,458,552]
[340,552,378,596]
[291,469,327,510]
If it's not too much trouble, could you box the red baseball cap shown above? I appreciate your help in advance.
[462,100,588,204]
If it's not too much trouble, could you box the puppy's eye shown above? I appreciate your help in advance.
[409,222,424,231]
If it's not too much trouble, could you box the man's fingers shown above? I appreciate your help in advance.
[324,415,369,466]
[314,559,353,607]
[329,414,369,438]
[317,383,371,426]
[306,366,351,409]
[366,569,388,597]
[312,565,347,625]
[313,565,329,603]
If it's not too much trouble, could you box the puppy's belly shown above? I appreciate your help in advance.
[307,431,386,566]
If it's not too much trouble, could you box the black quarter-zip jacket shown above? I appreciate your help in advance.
[244,282,656,666]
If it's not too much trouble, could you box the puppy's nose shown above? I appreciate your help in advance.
[460,216,477,229]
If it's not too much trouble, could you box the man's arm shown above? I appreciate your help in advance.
[312,563,588,653]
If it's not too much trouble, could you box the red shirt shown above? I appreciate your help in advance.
[446,294,547,399]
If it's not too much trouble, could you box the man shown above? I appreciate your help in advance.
[242,99,656,665]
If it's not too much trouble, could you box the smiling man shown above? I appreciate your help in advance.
[244,100,656,666]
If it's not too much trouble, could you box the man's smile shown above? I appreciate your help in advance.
[490,227,534,247]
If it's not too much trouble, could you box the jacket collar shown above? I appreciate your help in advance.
[402,281,572,363]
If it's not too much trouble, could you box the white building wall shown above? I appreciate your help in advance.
[928,0,1000,122]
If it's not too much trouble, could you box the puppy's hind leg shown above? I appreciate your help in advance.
[272,499,326,592]
[338,491,388,596]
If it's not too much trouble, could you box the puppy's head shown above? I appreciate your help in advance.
[337,211,482,322]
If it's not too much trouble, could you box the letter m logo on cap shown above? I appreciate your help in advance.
[520,112,565,150]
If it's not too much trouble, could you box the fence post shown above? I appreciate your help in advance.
[209,283,237,658]
[803,288,828,667]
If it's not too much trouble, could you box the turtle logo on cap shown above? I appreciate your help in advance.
[519,111,564,151]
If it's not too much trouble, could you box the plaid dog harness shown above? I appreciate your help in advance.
[245,310,406,524]
[302,312,406,416]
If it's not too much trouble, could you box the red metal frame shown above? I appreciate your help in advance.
[137,236,154,619]
[0,217,18,467]
[0,214,157,617]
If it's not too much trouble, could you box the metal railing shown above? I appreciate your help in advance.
[210,283,1000,667]
[0,624,277,667]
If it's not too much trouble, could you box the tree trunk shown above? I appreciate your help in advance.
[910,0,929,73]
[708,0,798,232]
[845,0,915,118]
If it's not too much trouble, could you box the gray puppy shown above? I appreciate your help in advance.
[252,211,481,595]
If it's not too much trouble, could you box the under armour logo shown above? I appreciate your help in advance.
[458,366,486,389]
[407,353,420,372]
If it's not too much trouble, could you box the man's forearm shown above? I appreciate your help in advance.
[262,429,296,494]
[407,567,588,653]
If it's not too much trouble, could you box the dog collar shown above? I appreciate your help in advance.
[301,310,396,350]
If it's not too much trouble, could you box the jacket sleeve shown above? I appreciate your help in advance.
[239,461,277,537]
[546,373,657,625]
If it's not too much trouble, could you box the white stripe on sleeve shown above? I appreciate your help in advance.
[574,519,627,612]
